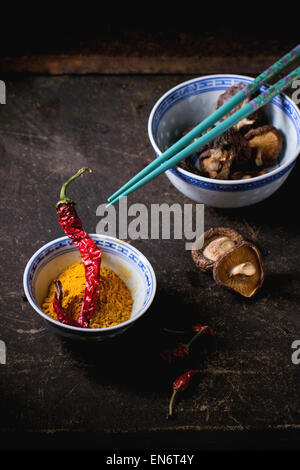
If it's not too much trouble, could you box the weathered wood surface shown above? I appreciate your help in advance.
[1,74,300,449]
[0,30,297,75]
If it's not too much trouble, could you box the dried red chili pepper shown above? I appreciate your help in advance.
[160,324,214,363]
[160,343,189,363]
[192,324,215,336]
[168,369,199,417]
[53,280,81,327]
[54,167,102,328]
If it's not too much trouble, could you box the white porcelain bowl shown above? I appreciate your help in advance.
[23,234,156,340]
[148,74,300,208]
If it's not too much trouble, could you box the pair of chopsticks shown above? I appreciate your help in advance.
[107,45,300,207]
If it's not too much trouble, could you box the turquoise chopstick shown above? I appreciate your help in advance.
[107,66,300,207]
[107,44,300,202]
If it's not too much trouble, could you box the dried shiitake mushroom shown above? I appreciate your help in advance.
[178,126,215,175]
[217,128,252,169]
[231,169,267,180]
[199,129,251,179]
[178,155,203,176]
[192,227,244,272]
[216,83,264,133]
[245,125,283,167]
[199,147,234,179]
[213,242,264,298]
[181,125,214,155]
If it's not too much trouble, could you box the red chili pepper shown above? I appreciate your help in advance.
[168,369,199,417]
[192,324,215,336]
[53,280,81,327]
[160,343,189,364]
[54,168,102,328]
[161,325,214,363]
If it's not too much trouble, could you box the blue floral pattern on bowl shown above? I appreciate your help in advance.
[148,74,300,207]
[23,235,156,340]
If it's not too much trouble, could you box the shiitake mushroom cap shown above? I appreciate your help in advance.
[245,125,283,167]
[199,129,252,179]
[216,83,265,133]
[231,169,267,180]
[212,241,264,298]
[192,227,244,272]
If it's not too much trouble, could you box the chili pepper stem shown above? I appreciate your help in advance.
[168,389,178,417]
[163,328,186,334]
[183,325,209,350]
[57,167,92,207]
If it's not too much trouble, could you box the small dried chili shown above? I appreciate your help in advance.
[160,343,189,364]
[168,369,199,417]
[54,167,102,328]
[160,324,214,364]
[192,324,215,336]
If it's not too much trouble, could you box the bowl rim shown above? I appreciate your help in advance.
[23,234,157,333]
[148,73,300,186]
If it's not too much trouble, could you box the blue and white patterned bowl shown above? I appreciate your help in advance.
[148,74,300,208]
[23,234,156,340]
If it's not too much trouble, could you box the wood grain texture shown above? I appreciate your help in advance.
[1,74,300,449]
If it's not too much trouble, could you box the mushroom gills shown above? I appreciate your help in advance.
[213,242,264,298]
[250,132,278,166]
[245,125,283,167]
[191,227,244,272]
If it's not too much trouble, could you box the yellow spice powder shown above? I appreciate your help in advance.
[42,260,133,328]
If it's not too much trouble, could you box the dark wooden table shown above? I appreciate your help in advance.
[1,73,300,450]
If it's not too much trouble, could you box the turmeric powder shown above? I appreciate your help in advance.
[42,260,133,328]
